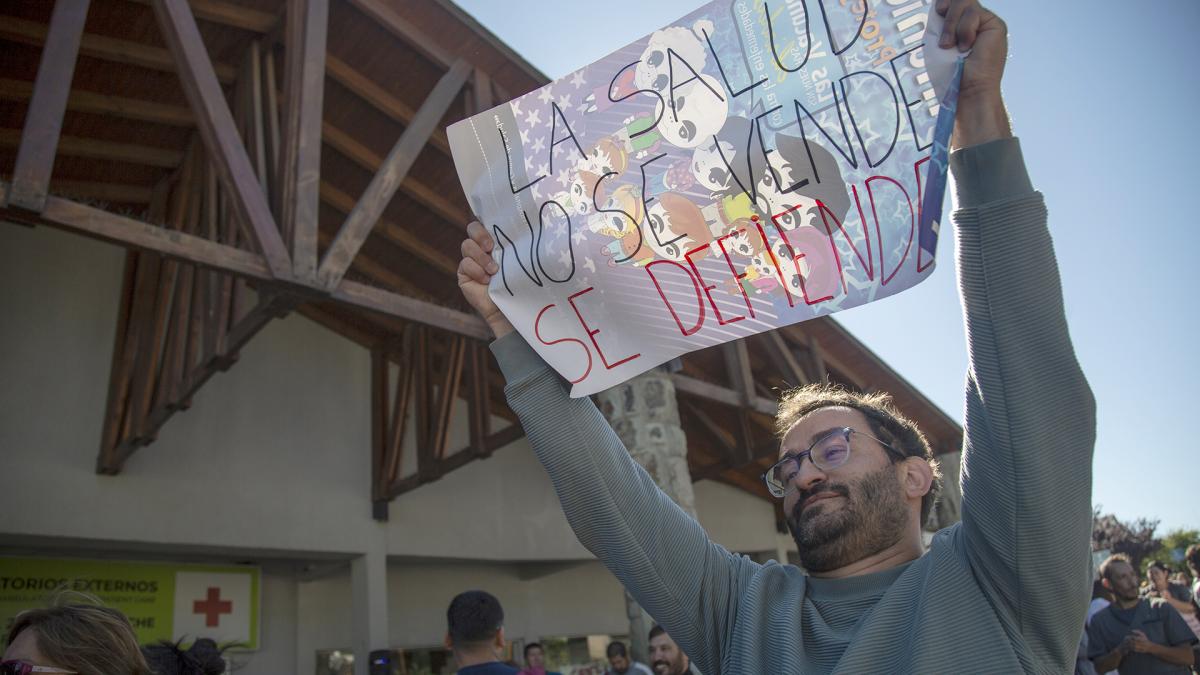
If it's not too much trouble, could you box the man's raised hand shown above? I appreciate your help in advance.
[458,221,514,338]
[936,0,1012,149]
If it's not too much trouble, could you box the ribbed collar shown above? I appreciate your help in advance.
[805,560,914,602]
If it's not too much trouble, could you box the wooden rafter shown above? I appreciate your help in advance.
[0,77,194,126]
[6,0,91,213]
[0,129,184,168]
[320,120,468,231]
[346,0,455,69]
[318,59,470,289]
[761,331,812,388]
[151,0,292,278]
[318,180,458,276]
[278,0,328,280]
[0,16,237,83]
[0,181,490,340]
[128,0,276,33]
[326,56,452,156]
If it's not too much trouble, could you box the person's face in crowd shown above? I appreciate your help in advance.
[1148,566,1168,592]
[3,628,66,672]
[779,407,910,573]
[1106,561,1140,602]
[526,646,545,669]
[608,653,630,673]
[648,633,688,675]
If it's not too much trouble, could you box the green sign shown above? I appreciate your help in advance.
[0,557,259,649]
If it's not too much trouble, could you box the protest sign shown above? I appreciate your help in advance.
[449,0,962,396]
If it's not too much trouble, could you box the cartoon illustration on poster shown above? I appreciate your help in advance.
[449,0,963,396]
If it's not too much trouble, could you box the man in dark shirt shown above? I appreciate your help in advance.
[445,590,518,675]
[1088,555,1196,673]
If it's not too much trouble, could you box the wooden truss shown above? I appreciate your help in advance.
[0,0,492,479]
[1,0,962,518]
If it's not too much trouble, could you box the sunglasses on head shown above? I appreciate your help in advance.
[0,662,77,675]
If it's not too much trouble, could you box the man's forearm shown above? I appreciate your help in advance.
[951,87,1012,151]
[1149,642,1196,666]
[1161,594,1196,615]
[1091,649,1122,673]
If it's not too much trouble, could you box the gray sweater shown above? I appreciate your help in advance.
[491,138,1096,674]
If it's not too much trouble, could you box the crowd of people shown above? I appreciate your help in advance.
[3,1,1193,674]
[443,590,685,675]
[1076,545,1200,674]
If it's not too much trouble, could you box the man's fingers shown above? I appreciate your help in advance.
[466,220,494,253]
[935,0,951,15]
[461,237,498,274]
[458,257,491,285]
[954,7,981,52]
[939,0,973,48]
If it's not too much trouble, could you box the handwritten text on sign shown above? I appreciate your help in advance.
[449,0,960,396]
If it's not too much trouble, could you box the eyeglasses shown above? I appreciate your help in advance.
[762,426,903,498]
[0,662,78,675]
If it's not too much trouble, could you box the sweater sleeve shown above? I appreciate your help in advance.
[950,138,1097,670]
[491,335,755,675]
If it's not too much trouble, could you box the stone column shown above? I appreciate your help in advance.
[350,531,389,675]
[596,366,693,662]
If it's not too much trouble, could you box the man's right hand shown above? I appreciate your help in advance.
[458,221,515,339]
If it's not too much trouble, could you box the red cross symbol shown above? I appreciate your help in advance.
[193,586,233,627]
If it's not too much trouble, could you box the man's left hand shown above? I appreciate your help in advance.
[936,0,1012,149]
[1128,630,1157,654]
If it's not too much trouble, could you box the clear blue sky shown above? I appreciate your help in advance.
[455,0,1198,533]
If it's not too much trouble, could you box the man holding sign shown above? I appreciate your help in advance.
[457,1,1094,672]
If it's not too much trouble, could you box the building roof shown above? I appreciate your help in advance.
[0,0,961,521]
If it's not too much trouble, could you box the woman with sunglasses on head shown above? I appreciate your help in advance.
[2,602,151,675]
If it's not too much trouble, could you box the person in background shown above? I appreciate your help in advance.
[1088,554,1196,673]
[1145,562,1200,639]
[647,626,693,675]
[444,591,517,675]
[605,641,653,675]
[518,642,561,675]
[2,600,152,675]
[1187,545,1200,605]
[142,638,230,675]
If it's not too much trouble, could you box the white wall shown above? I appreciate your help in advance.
[0,223,783,672]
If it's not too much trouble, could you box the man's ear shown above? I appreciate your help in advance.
[494,626,506,650]
[1101,577,1113,592]
[902,457,934,500]
[444,632,454,651]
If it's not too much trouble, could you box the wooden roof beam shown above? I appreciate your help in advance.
[0,182,487,339]
[325,56,452,157]
[278,0,329,281]
[128,0,275,33]
[318,59,470,289]
[0,129,184,168]
[47,180,154,204]
[0,16,236,83]
[6,0,91,213]
[152,0,292,278]
[321,122,468,228]
[318,180,457,277]
[672,372,777,417]
[345,0,455,69]
[0,78,194,127]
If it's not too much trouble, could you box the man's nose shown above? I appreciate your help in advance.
[793,456,827,492]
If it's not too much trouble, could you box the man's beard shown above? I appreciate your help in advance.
[786,464,908,572]
[652,659,683,675]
